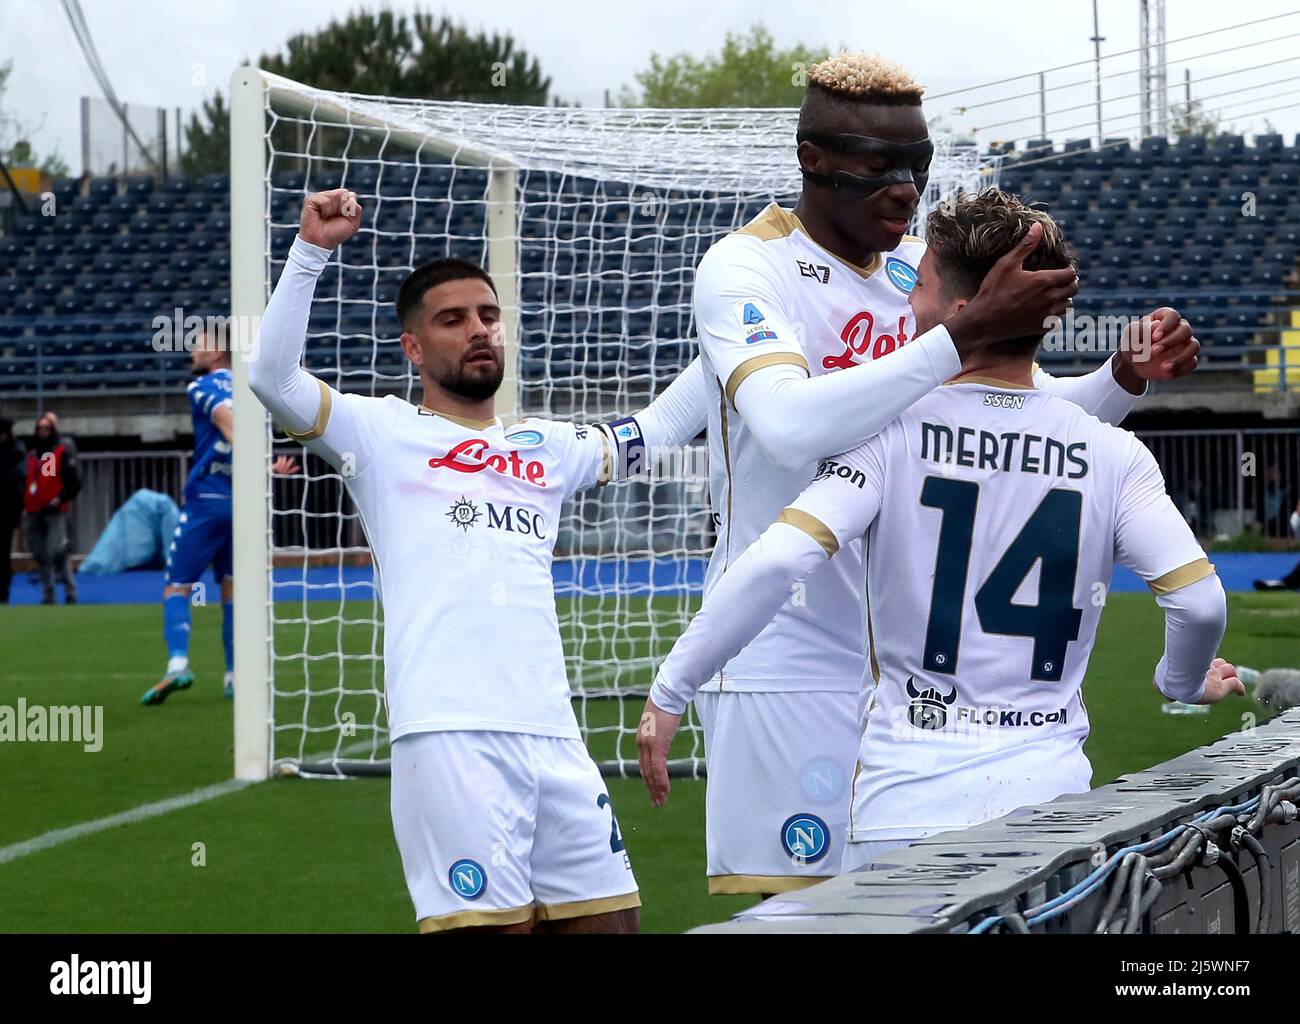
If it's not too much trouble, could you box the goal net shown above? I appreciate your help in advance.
[229,68,993,780]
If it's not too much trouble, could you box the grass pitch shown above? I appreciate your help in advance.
[0,591,1294,932]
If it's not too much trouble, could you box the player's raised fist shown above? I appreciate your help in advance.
[299,189,362,250]
[1119,307,1200,381]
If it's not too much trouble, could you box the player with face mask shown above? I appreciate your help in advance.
[636,52,1202,897]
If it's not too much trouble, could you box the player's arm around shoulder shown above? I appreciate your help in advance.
[786,430,890,550]
[636,435,886,807]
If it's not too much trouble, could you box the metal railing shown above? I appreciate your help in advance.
[22,429,1298,566]
[1135,427,1300,540]
[67,450,189,555]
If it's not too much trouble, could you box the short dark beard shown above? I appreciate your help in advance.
[437,358,504,402]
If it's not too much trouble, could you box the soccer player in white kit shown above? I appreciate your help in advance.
[249,190,706,933]
[638,52,1204,897]
[641,190,1245,871]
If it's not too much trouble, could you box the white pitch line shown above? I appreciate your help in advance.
[0,779,252,867]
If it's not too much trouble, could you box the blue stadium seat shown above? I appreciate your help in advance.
[1139,135,1169,157]
[271,170,306,192]
[344,164,380,190]
[1194,226,1228,247]
[89,177,117,199]
[1136,186,1172,209]
[1258,187,1292,210]
[1255,133,1285,156]
[1226,164,1257,188]
[1268,161,1299,185]
[52,178,81,205]
[1127,267,1162,290]
[1098,189,1132,211]
[1261,242,1298,265]
[1112,168,1146,190]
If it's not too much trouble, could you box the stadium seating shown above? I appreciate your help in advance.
[1003,134,1300,375]
[2,134,1300,396]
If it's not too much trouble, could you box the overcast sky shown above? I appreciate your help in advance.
[3,0,1299,173]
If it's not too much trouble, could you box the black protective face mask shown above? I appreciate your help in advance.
[797,131,933,199]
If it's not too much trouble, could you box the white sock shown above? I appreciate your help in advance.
[167,656,189,675]
[223,671,234,686]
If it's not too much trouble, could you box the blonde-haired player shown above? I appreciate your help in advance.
[642,190,1239,869]
[642,52,1202,896]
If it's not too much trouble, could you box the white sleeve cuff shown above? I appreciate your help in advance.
[289,235,332,272]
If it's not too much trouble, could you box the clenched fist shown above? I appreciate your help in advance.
[299,188,362,250]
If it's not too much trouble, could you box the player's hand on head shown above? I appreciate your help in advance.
[949,221,1079,356]
[1119,307,1199,381]
[299,189,362,250]
[1200,657,1247,704]
[636,698,680,807]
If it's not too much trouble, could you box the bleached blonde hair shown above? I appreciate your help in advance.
[807,51,925,104]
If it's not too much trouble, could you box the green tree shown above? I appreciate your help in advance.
[0,60,70,177]
[619,25,829,108]
[1169,98,1226,142]
[183,9,552,176]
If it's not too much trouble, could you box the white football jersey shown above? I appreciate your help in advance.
[298,394,609,741]
[785,380,1212,841]
[693,203,929,694]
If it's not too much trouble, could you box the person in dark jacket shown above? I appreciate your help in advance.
[23,411,80,604]
[0,416,26,603]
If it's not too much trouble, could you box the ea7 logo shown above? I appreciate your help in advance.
[797,259,831,284]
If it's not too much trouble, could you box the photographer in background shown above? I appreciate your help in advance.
[0,416,25,603]
[23,411,80,605]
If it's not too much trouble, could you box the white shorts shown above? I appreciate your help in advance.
[694,689,859,895]
[390,730,639,932]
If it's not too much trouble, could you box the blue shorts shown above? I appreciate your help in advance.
[165,497,233,587]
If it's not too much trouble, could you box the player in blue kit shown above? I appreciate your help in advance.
[142,331,296,705]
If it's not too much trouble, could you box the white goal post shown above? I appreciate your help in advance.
[229,67,993,782]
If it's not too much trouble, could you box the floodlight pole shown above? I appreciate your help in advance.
[1091,0,1105,147]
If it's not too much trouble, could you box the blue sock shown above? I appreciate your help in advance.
[222,599,234,673]
[163,593,191,664]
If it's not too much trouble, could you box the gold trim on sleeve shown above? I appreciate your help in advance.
[534,891,641,922]
[776,507,839,558]
[1147,557,1215,596]
[724,351,809,406]
[595,426,613,486]
[282,377,332,441]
